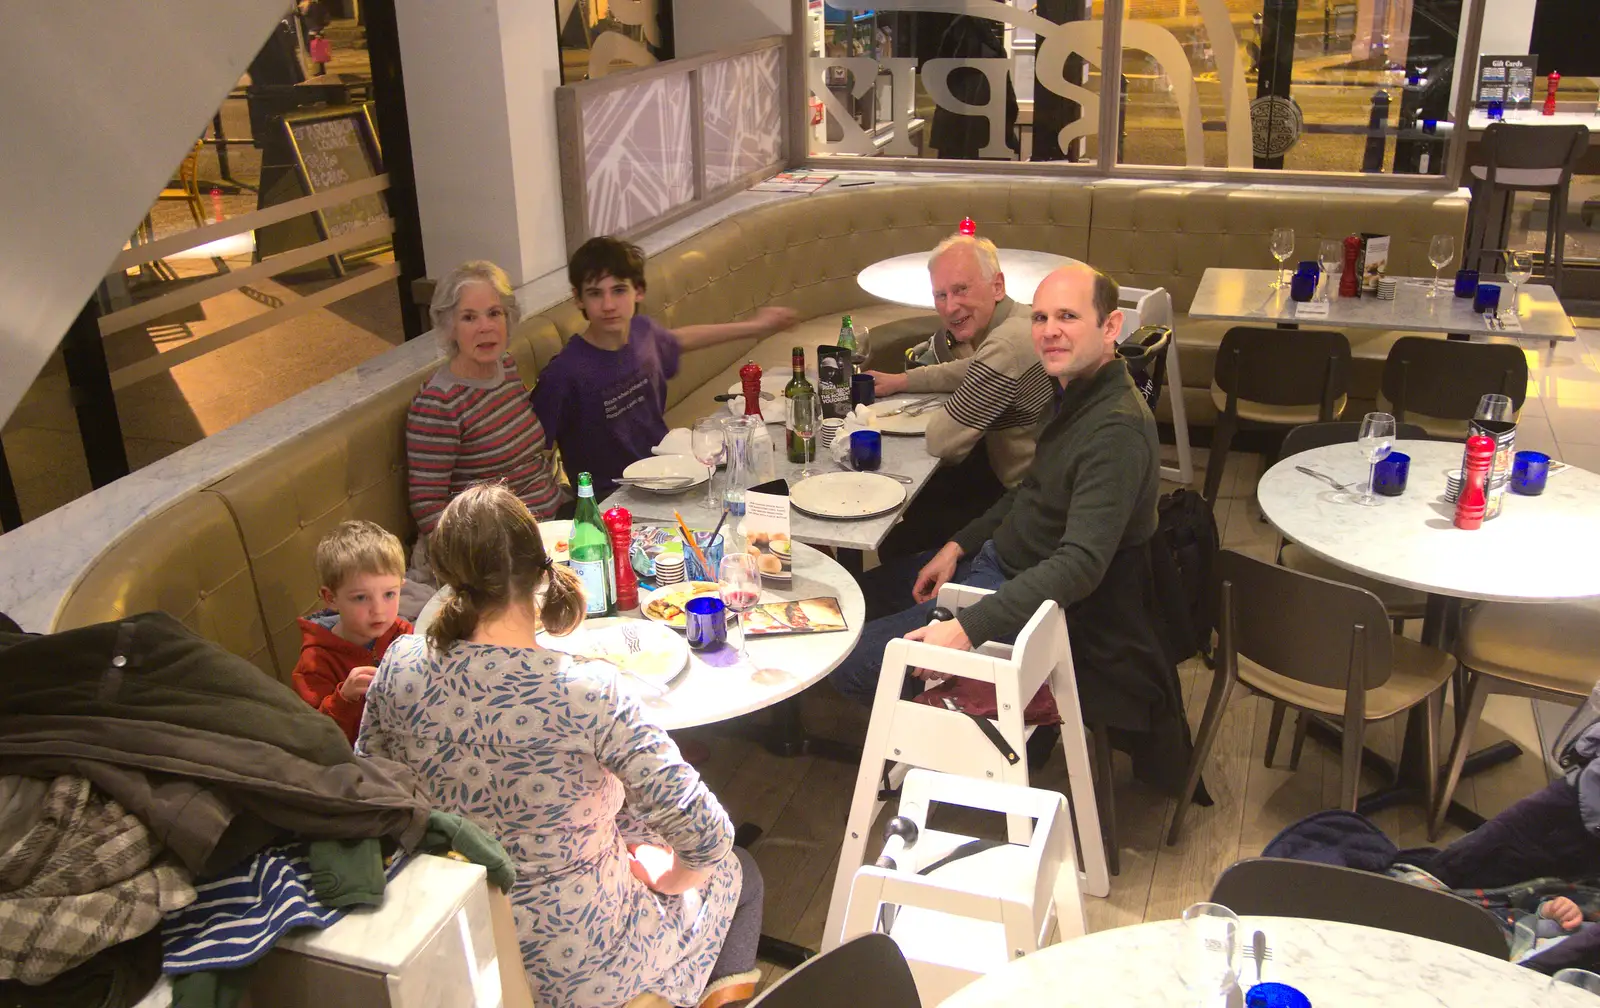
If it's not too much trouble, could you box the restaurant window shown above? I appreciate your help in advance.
[556,0,670,83]
[805,1,1101,163]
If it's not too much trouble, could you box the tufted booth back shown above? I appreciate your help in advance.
[50,176,1465,681]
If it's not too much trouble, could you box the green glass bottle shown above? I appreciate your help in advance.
[570,473,616,618]
[837,315,857,358]
[784,346,815,463]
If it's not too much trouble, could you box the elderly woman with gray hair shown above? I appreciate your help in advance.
[404,261,563,538]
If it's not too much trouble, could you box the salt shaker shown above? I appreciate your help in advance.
[1454,435,1494,531]
[602,506,639,612]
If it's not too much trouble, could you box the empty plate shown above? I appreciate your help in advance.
[622,454,708,493]
[790,471,907,520]
[876,398,944,436]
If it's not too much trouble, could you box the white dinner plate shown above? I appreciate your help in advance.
[621,454,708,493]
[540,519,573,565]
[725,374,791,424]
[875,397,944,436]
[790,471,907,520]
[535,617,689,685]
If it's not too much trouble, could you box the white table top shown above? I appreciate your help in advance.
[416,541,864,731]
[941,916,1584,1008]
[1188,268,1578,342]
[1258,440,1600,602]
[1468,108,1600,132]
[606,394,946,553]
[857,248,1077,309]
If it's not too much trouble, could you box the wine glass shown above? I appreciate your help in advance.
[1269,227,1295,288]
[1180,902,1241,1003]
[1506,251,1533,316]
[852,325,871,369]
[1356,411,1397,507]
[791,389,822,479]
[1427,234,1455,297]
[1317,239,1341,302]
[691,417,725,509]
[718,553,761,663]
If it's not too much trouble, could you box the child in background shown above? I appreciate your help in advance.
[294,520,413,743]
[531,236,797,498]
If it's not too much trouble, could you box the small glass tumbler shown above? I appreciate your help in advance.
[1549,968,1600,999]
[1289,271,1318,302]
[850,429,883,472]
[684,596,728,651]
[1512,451,1551,495]
[683,532,726,583]
[1180,902,1241,1003]
[850,373,876,406]
[1474,283,1502,316]
[1374,451,1410,496]
[1454,269,1479,298]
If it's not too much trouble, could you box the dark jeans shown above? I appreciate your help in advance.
[709,846,764,980]
[828,541,1009,706]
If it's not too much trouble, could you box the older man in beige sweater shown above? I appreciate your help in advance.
[868,234,1055,554]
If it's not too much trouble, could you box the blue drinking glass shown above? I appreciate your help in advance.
[1289,272,1318,302]
[683,532,725,582]
[1373,451,1410,496]
[850,429,883,472]
[1512,450,1550,495]
[850,373,876,406]
[1454,269,1479,298]
[684,595,728,651]
[1474,283,1501,316]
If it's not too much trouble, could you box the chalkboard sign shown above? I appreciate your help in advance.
[282,105,390,264]
[1476,54,1538,110]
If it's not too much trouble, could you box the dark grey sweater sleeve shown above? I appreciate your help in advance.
[956,423,1153,646]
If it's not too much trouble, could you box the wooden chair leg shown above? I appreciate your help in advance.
[1341,716,1366,812]
[1167,665,1235,846]
[1288,708,1310,771]
[1421,687,1442,823]
[1091,726,1120,877]
[1429,671,1493,841]
[1264,701,1286,768]
[1202,413,1237,506]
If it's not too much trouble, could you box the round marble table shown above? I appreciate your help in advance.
[940,916,1586,1008]
[857,249,1078,309]
[1257,440,1600,603]
[415,540,864,731]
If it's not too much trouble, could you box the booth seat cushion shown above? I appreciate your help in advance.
[55,492,277,677]
[208,378,419,685]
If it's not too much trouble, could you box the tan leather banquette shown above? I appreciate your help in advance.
[51,178,1466,679]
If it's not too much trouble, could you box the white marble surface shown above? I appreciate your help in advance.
[1468,108,1600,132]
[857,249,1077,309]
[417,541,863,731]
[1189,267,1578,342]
[605,393,945,552]
[941,916,1587,1008]
[1258,439,1600,602]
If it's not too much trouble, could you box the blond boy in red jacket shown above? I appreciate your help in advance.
[293,520,413,743]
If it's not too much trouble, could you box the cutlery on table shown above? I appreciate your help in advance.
[615,476,697,488]
[1252,929,1268,987]
[1295,465,1355,493]
[713,391,776,402]
[835,460,914,484]
[877,395,941,417]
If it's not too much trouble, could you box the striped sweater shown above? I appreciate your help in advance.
[405,355,562,533]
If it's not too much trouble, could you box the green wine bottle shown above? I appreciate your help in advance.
[784,346,815,464]
[570,473,616,618]
[837,315,857,358]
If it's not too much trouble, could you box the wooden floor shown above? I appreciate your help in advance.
[670,445,1553,984]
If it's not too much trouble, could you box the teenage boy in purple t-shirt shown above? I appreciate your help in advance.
[531,236,798,498]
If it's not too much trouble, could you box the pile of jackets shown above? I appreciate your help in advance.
[0,612,506,1008]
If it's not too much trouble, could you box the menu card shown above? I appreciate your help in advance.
[742,479,792,586]
[816,345,853,419]
[1357,234,1390,294]
[744,597,848,636]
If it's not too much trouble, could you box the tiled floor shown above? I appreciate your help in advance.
[686,326,1600,985]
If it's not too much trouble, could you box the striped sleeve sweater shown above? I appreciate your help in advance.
[405,355,562,533]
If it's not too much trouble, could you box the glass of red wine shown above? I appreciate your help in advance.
[717,553,761,662]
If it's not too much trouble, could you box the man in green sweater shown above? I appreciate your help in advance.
[832,263,1189,786]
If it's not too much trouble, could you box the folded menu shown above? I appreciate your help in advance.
[743,479,792,586]
[743,597,848,637]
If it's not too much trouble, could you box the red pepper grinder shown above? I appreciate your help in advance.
[1545,70,1561,116]
[739,360,763,418]
[959,216,977,236]
[1455,435,1495,531]
[1339,235,1362,298]
[602,506,639,611]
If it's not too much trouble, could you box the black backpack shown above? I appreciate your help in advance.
[1151,488,1219,665]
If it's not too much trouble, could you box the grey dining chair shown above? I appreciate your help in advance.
[1466,123,1590,294]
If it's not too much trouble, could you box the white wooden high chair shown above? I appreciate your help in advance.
[838,769,1085,1006]
[821,587,1109,956]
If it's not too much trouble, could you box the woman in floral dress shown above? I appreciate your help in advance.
[357,484,763,1008]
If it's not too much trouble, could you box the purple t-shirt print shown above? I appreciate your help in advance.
[530,314,681,497]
